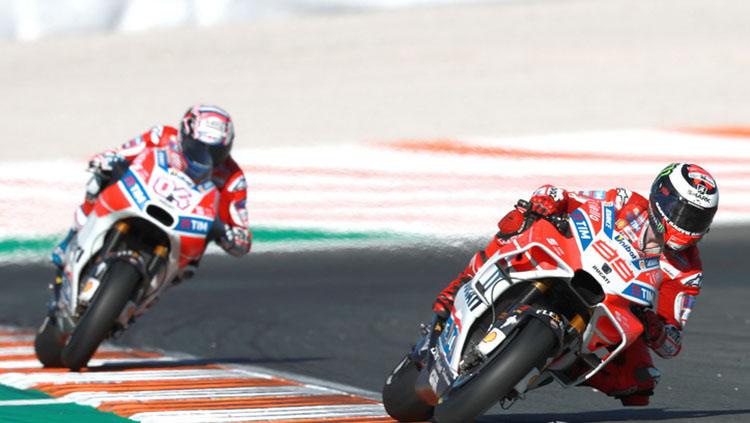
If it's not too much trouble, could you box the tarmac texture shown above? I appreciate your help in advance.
[1,225,748,422]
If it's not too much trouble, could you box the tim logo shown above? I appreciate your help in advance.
[191,220,209,232]
[623,283,655,305]
[123,173,148,207]
[570,210,592,250]
[178,217,210,234]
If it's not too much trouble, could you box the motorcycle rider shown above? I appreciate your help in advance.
[51,104,252,267]
[432,163,718,406]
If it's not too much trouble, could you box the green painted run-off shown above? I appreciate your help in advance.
[0,385,130,422]
[0,227,404,257]
[0,385,50,401]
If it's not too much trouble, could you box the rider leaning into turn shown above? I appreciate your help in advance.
[52,104,252,267]
[432,163,719,406]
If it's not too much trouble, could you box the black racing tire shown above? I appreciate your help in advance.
[383,354,435,422]
[61,261,140,371]
[432,318,558,423]
[34,317,66,367]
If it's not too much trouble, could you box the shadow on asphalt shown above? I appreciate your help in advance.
[483,408,750,422]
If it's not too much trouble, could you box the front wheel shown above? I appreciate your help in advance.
[61,261,141,370]
[382,355,434,422]
[432,318,558,423]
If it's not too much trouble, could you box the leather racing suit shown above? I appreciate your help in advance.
[74,125,252,257]
[433,185,703,405]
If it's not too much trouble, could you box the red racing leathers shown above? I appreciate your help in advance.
[434,185,703,405]
[74,125,252,257]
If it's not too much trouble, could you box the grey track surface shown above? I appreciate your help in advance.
[1,225,748,422]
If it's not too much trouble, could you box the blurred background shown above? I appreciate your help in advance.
[0,1,749,421]
[1,0,749,249]
[2,0,749,157]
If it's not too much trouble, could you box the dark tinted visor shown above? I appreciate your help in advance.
[652,185,716,234]
[182,138,213,183]
[208,143,231,165]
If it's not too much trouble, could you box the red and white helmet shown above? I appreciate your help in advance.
[180,104,235,165]
[648,163,719,250]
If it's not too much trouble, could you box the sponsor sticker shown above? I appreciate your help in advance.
[660,259,681,279]
[603,204,614,239]
[176,216,212,235]
[156,150,168,170]
[122,170,149,209]
[570,210,593,250]
[682,273,703,288]
[439,318,459,357]
[622,283,656,306]
[632,256,660,271]
[613,233,639,260]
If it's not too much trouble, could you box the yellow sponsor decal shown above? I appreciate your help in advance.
[82,280,95,294]
[482,331,497,343]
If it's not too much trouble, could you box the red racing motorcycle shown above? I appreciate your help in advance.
[34,147,220,370]
[383,199,662,423]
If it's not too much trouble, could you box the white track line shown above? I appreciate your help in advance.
[0,346,35,356]
[0,399,73,406]
[0,356,182,370]
[129,404,389,423]
[0,368,269,390]
[0,331,390,422]
[62,385,338,407]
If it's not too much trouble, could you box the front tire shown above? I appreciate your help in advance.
[34,317,66,367]
[61,261,140,370]
[382,355,434,422]
[432,318,558,423]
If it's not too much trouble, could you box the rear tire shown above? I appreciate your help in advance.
[34,317,65,367]
[61,261,140,370]
[432,318,558,423]
[382,355,434,422]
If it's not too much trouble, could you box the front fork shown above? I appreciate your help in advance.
[49,222,170,329]
[517,280,588,335]
[470,280,589,372]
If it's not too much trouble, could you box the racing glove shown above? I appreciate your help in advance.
[641,310,682,357]
[528,194,561,217]
[219,225,252,257]
[433,294,453,320]
[433,279,465,320]
[89,151,125,175]
[642,310,666,347]
[86,152,126,198]
[524,185,568,217]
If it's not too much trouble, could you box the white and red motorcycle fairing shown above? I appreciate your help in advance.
[383,199,664,423]
[36,147,218,369]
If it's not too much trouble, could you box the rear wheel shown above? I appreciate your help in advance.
[432,318,558,423]
[34,317,66,367]
[61,261,140,370]
[382,355,434,422]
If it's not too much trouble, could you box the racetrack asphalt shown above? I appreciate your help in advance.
[0,225,748,422]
